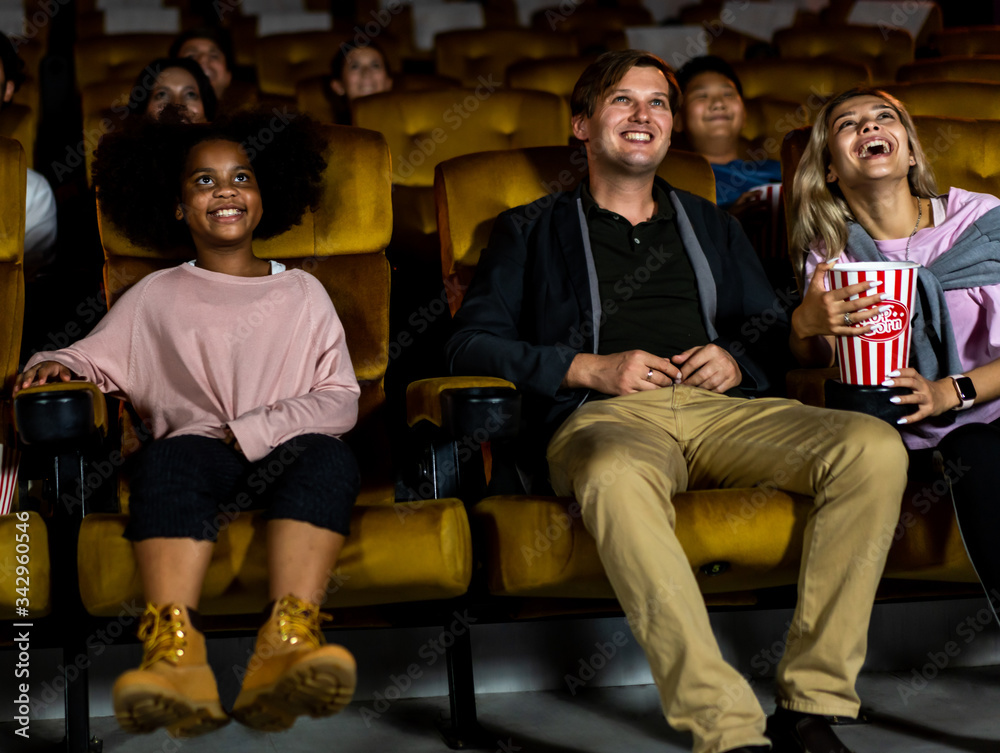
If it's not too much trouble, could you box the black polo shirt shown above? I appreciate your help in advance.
[582,183,711,360]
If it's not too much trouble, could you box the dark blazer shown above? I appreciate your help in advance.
[445,178,793,485]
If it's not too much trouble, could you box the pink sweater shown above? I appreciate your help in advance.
[26,263,361,461]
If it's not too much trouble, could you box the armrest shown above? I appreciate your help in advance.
[406,376,515,428]
[401,377,522,502]
[14,382,108,449]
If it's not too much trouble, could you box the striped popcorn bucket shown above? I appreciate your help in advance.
[829,262,919,386]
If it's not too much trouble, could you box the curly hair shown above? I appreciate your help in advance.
[126,57,218,122]
[93,110,328,250]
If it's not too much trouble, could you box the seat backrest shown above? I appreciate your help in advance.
[353,88,570,188]
[931,26,1000,57]
[741,96,810,159]
[733,58,870,104]
[774,25,914,83]
[504,55,595,108]
[897,56,1000,84]
[254,31,356,97]
[880,81,1000,120]
[0,136,25,397]
[435,145,715,313]
[434,29,577,88]
[97,125,393,485]
[295,72,463,123]
[538,6,653,53]
[0,104,34,169]
[74,33,174,88]
[911,116,1000,197]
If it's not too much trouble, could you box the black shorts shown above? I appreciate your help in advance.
[125,433,359,541]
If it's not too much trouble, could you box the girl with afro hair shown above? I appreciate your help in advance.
[16,111,362,737]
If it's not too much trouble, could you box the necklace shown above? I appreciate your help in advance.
[905,196,923,261]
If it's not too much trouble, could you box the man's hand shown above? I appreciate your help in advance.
[671,344,741,393]
[13,361,74,395]
[562,350,682,396]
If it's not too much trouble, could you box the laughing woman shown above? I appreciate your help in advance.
[787,87,1000,624]
[15,113,361,735]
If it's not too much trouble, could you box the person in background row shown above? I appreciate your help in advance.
[171,26,257,115]
[447,49,907,753]
[789,87,1000,629]
[0,31,56,281]
[674,55,782,209]
[127,57,217,124]
[329,42,393,124]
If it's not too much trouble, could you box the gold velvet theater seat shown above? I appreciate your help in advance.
[59,125,472,617]
[73,33,174,89]
[0,102,34,169]
[880,81,1000,121]
[530,6,653,54]
[434,145,716,314]
[434,29,578,88]
[353,87,569,262]
[423,145,836,607]
[504,55,595,108]
[774,24,914,84]
[733,57,871,106]
[896,56,1000,85]
[0,136,50,620]
[295,72,461,123]
[255,31,353,99]
[931,26,1000,58]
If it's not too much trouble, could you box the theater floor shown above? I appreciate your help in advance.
[7,666,1000,752]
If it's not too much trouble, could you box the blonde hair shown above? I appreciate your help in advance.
[789,88,938,282]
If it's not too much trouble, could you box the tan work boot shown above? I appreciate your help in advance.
[112,603,228,737]
[231,595,356,731]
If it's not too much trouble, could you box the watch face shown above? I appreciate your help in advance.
[957,376,977,401]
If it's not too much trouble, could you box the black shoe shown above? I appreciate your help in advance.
[725,747,770,753]
[766,708,856,753]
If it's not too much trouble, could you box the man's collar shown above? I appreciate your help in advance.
[580,177,675,222]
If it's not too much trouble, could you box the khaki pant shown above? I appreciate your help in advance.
[547,386,907,753]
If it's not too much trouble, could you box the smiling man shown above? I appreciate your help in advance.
[447,50,908,753]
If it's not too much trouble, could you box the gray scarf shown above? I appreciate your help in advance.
[845,204,1000,380]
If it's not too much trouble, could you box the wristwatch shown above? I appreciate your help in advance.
[949,374,977,411]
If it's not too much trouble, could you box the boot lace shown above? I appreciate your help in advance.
[275,595,332,649]
[137,603,189,669]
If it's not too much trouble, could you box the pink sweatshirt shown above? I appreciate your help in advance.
[805,188,1000,448]
[26,263,361,462]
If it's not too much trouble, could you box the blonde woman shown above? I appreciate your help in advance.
[788,87,1000,625]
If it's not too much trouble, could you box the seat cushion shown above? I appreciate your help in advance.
[472,486,977,602]
[0,512,51,619]
[472,490,813,600]
[78,499,472,616]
